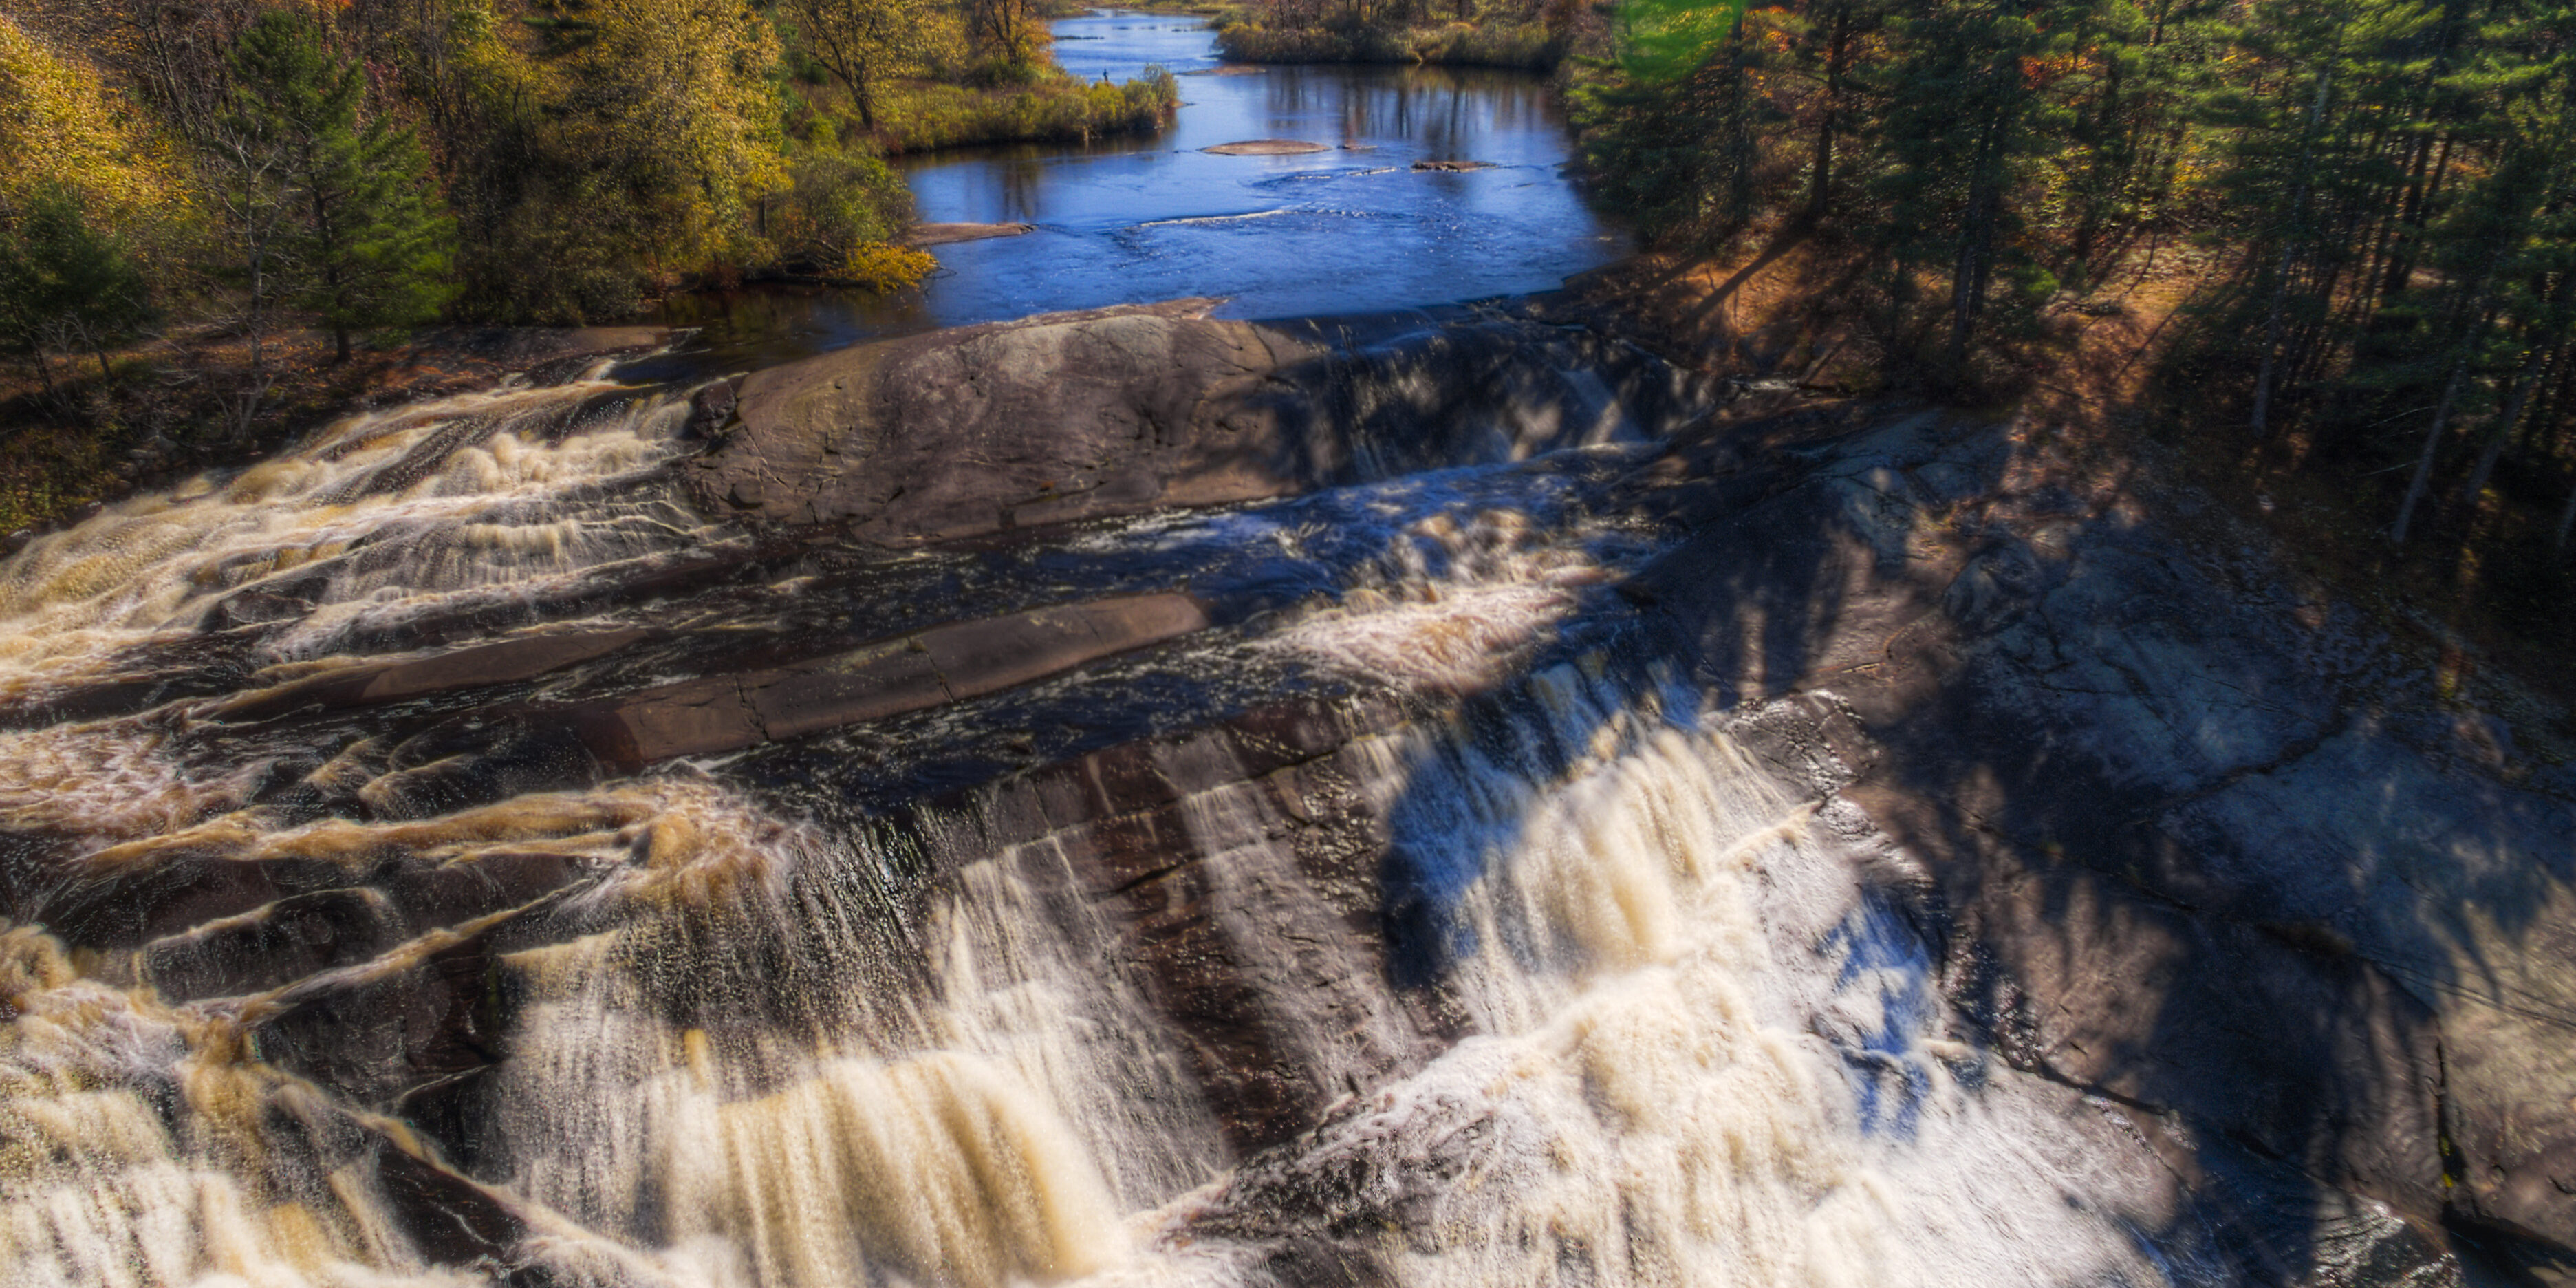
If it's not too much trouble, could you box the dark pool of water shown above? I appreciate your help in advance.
[636,9,1624,378]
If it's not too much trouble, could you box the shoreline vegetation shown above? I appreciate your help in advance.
[1123,0,1573,69]
[1214,19,1566,69]
[3,0,2570,687]
[0,0,1178,531]
[1568,0,2576,678]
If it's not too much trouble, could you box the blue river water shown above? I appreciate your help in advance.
[645,10,1625,374]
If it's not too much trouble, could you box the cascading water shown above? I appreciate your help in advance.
[0,318,2453,1288]
[0,366,705,693]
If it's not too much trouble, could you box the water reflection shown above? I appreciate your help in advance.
[640,9,1624,380]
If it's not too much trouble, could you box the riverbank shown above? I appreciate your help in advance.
[860,67,1180,153]
[1213,19,1565,69]
[1577,228,2576,730]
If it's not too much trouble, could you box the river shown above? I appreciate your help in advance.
[0,10,2543,1288]
[643,9,1625,376]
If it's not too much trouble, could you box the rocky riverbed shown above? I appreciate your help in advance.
[0,297,2568,1287]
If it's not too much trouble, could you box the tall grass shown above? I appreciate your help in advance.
[871,67,1180,153]
[1213,21,1561,68]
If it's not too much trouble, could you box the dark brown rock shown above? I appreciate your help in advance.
[685,377,742,441]
[746,643,951,741]
[1206,139,1330,155]
[943,698,1429,1155]
[907,221,1037,246]
[367,1134,539,1273]
[140,888,404,1002]
[686,300,1718,545]
[214,627,654,723]
[691,301,1325,541]
[562,593,1211,767]
[250,888,573,1110]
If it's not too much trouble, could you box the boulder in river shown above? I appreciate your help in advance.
[684,297,1719,543]
[1205,139,1330,155]
[907,222,1037,246]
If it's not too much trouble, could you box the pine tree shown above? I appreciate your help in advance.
[2202,0,2436,438]
[0,183,151,394]
[1870,0,2092,370]
[230,10,457,363]
[2386,10,2575,544]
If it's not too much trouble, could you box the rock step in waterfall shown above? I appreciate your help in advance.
[0,299,2569,1288]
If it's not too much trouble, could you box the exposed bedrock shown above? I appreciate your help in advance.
[682,299,1715,541]
[1614,409,2576,1278]
[7,299,2573,1287]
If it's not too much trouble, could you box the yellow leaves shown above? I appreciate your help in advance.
[459,0,794,281]
[838,240,937,292]
[0,14,183,228]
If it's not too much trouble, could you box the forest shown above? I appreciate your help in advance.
[1559,0,2576,639]
[0,0,1175,347]
[0,0,1180,527]
[5,0,2575,632]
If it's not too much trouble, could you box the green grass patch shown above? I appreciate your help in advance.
[869,68,1181,153]
[1213,21,1561,69]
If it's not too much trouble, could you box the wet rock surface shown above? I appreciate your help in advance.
[1206,140,1332,155]
[0,300,2568,1287]
[1623,408,2576,1274]
[907,221,1038,246]
[687,299,1714,543]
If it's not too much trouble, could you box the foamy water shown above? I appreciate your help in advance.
[0,374,706,698]
[0,369,2230,1288]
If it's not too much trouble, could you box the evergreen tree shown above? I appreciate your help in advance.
[1576,24,1768,247]
[229,10,457,363]
[1870,0,2091,369]
[2054,0,2220,272]
[1784,0,1887,217]
[0,183,152,394]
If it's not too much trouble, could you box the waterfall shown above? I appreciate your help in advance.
[0,340,2386,1288]
[0,369,707,705]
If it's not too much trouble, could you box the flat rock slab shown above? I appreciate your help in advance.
[1411,160,1495,171]
[690,299,1329,541]
[1206,139,1329,155]
[563,592,1213,767]
[686,298,1716,546]
[214,627,653,722]
[907,222,1037,246]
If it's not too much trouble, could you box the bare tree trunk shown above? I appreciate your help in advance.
[2555,473,2576,552]
[2392,349,2471,546]
[2249,241,2297,437]
[1808,5,1851,217]
[2460,341,2556,506]
[2252,52,2338,439]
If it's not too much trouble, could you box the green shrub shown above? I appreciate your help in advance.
[838,241,939,292]
[1216,20,1560,67]
[870,69,1177,152]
